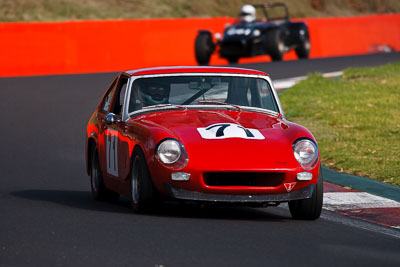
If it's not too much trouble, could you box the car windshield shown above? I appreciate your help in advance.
[127,75,279,114]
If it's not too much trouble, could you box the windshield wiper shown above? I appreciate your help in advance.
[240,106,279,117]
[197,100,241,110]
[142,104,187,110]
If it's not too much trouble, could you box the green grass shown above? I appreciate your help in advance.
[279,63,400,186]
[1,0,399,22]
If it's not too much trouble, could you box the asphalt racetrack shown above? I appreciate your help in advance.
[1,53,400,266]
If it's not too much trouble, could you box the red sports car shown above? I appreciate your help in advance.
[85,66,323,220]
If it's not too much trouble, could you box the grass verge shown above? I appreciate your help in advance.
[279,62,400,186]
[0,0,399,22]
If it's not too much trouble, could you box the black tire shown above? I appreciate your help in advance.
[90,146,120,202]
[129,148,159,212]
[265,29,285,61]
[295,28,311,59]
[227,57,239,64]
[289,168,323,220]
[195,32,214,65]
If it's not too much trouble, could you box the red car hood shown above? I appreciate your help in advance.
[129,109,313,170]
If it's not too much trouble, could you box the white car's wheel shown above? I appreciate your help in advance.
[295,28,311,59]
[266,28,285,61]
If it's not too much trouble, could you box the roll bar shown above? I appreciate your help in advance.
[253,2,289,21]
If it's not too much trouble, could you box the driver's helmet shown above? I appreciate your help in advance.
[139,79,170,106]
[239,4,256,23]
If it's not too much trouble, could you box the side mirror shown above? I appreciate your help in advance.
[104,113,117,125]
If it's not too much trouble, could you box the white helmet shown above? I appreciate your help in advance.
[239,4,256,23]
[138,80,170,106]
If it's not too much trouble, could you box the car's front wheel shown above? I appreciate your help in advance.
[195,32,215,65]
[289,168,323,220]
[130,148,159,212]
[90,146,119,201]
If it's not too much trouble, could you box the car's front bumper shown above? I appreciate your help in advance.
[164,183,314,204]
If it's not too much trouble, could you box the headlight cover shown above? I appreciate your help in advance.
[156,139,188,169]
[293,138,319,170]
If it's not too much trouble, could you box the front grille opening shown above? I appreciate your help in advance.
[203,172,284,187]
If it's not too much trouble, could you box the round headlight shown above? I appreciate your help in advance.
[157,139,181,164]
[293,139,319,170]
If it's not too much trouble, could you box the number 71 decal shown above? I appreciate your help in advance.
[106,129,118,176]
[197,123,264,140]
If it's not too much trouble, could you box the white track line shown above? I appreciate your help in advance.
[323,192,400,211]
[273,71,344,90]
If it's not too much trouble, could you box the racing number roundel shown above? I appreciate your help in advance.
[106,129,118,176]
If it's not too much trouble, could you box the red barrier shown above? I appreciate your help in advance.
[304,14,400,58]
[0,14,399,77]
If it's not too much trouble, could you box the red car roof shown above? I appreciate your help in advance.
[124,66,269,76]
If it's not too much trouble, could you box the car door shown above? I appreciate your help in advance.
[100,75,131,183]
[97,77,118,176]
